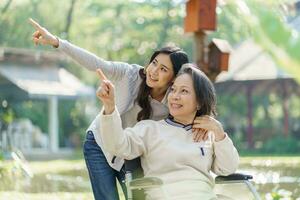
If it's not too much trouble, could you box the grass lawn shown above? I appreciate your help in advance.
[0,192,94,200]
[1,156,299,199]
[239,156,300,166]
[0,159,126,200]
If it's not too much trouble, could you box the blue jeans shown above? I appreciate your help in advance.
[83,130,127,200]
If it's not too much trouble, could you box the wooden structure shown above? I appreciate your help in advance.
[206,38,231,80]
[184,0,217,31]
[184,0,230,81]
[0,47,95,152]
[215,40,300,148]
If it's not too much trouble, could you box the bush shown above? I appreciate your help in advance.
[261,135,300,154]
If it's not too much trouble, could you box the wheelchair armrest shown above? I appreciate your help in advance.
[129,177,163,190]
[215,173,253,182]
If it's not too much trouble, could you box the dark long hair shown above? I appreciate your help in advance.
[136,46,189,121]
[176,64,217,117]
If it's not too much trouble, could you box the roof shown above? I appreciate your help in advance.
[0,64,95,100]
[214,39,300,95]
[216,39,292,82]
[209,38,232,53]
[0,47,67,64]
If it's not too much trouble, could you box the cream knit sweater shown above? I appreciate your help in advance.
[99,108,239,200]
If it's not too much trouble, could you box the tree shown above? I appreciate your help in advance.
[210,0,300,83]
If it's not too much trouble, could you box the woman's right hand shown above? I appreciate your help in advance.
[29,18,59,47]
[96,69,116,115]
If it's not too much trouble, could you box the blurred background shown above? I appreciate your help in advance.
[0,0,299,199]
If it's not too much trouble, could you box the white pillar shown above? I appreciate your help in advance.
[48,96,59,152]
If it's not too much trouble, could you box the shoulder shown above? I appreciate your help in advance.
[113,64,143,86]
[135,119,158,127]
[114,62,143,73]
[133,119,162,131]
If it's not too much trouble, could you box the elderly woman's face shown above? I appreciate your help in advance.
[168,73,198,121]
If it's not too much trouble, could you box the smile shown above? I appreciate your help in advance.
[170,103,182,109]
[149,74,158,81]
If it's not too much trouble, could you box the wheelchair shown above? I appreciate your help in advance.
[124,159,261,200]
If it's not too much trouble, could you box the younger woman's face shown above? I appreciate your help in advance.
[168,73,198,122]
[145,53,175,90]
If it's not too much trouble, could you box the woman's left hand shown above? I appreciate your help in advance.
[192,115,226,142]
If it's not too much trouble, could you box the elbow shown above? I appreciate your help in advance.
[214,153,239,176]
[225,152,240,175]
[215,165,238,176]
[226,160,239,175]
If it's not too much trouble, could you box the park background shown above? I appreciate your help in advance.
[0,0,299,199]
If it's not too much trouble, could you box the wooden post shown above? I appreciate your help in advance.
[184,0,231,82]
[246,85,254,149]
[281,81,289,137]
[184,0,216,73]
[194,31,206,69]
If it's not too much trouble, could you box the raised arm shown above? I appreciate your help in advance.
[29,18,136,81]
[95,69,147,159]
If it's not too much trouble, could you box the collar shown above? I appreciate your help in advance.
[164,115,193,131]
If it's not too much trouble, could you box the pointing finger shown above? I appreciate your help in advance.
[96,68,108,81]
[28,18,43,31]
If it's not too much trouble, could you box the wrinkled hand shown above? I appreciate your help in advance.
[96,69,115,114]
[29,18,59,47]
[192,115,226,142]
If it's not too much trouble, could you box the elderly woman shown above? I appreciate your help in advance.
[97,64,239,200]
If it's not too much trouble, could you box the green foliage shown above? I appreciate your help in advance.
[267,188,294,200]
[0,98,90,148]
[211,0,300,83]
[261,136,300,154]
[0,150,3,161]
[11,100,48,133]
[0,107,14,125]
[1,0,300,151]
[270,192,284,200]
[58,100,90,147]
[0,0,194,148]
[218,92,300,154]
[0,0,193,85]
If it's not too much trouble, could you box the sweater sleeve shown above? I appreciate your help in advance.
[211,134,239,176]
[99,107,150,160]
[57,39,143,114]
[57,39,140,81]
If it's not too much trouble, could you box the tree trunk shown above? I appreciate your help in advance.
[281,81,289,137]
[1,0,13,16]
[157,1,172,47]
[64,0,77,40]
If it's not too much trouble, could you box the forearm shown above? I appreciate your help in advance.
[99,107,123,154]
[212,135,239,175]
[99,107,145,159]
[57,39,114,73]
